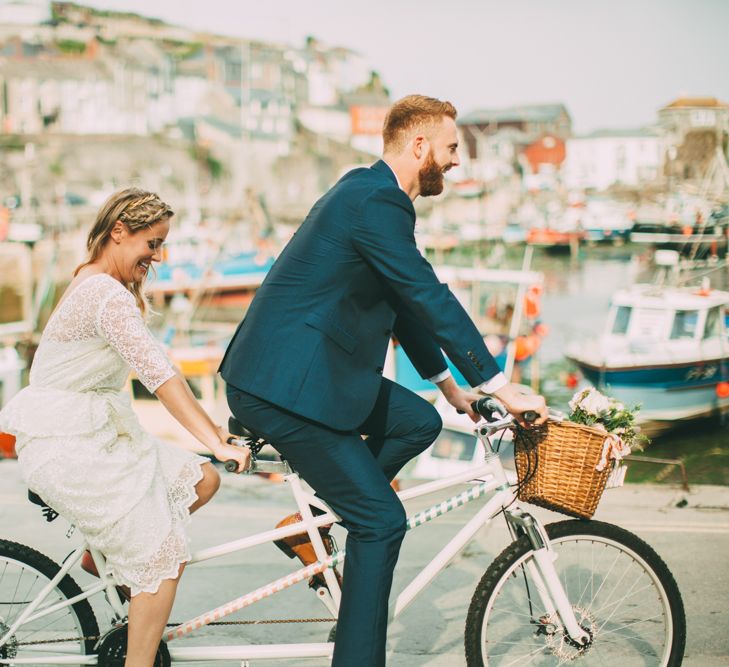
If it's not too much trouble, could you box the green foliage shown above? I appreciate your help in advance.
[205,153,224,181]
[95,35,117,46]
[56,39,86,55]
[163,40,203,60]
[188,144,225,182]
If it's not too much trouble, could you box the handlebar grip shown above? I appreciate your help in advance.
[471,397,507,420]
[523,410,539,423]
[224,460,238,473]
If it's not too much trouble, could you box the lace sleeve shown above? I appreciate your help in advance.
[97,289,176,393]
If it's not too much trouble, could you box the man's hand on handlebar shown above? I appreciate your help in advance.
[438,378,484,423]
[491,382,548,427]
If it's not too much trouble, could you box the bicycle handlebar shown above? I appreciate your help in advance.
[469,398,539,424]
[224,436,249,473]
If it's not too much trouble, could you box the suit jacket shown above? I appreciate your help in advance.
[219,160,500,430]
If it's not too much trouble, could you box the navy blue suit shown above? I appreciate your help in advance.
[221,161,500,666]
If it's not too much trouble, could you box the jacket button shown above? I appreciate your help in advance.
[376,366,383,374]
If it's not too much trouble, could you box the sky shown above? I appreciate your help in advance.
[84,0,729,134]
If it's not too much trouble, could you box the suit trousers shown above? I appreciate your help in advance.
[226,378,442,667]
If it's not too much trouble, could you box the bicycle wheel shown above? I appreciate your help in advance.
[465,520,685,666]
[0,539,99,665]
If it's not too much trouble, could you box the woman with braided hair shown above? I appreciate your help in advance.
[0,187,249,666]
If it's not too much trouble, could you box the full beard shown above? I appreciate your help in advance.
[418,150,447,197]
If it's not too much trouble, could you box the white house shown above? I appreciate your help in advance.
[563,128,665,191]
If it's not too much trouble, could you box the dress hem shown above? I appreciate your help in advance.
[106,457,206,597]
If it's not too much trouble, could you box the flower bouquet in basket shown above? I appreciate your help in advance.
[567,387,647,483]
[512,388,647,519]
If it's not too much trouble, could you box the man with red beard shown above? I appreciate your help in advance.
[220,94,547,666]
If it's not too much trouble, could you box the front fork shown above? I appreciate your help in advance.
[506,510,591,646]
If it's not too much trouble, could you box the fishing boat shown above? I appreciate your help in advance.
[388,261,546,396]
[578,196,633,244]
[566,258,729,428]
[148,234,274,298]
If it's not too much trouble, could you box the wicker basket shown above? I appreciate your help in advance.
[512,420,611,519]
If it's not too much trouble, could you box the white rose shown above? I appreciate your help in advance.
[569,388,590,412]
[580,390,611,415]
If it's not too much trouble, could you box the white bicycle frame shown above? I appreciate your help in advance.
[2,415,589,665]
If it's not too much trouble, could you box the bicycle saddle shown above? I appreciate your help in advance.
[227,417,258,440]
[227,416,290,468]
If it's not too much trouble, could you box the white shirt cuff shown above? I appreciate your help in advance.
[428,369,452,384]
[479,372,508,395]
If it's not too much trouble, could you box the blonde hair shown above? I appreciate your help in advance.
[382,95,457,153]
[75,187,173,315]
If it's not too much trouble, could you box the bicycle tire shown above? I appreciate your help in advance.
[0,539,99,665]
[464,520,685,666]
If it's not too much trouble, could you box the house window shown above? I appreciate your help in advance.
[671,310,699,339]
[612,306,632,334]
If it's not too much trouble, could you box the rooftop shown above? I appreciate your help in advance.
[661,96,729,110]
[572,127,661,139]
[459,103,570,126]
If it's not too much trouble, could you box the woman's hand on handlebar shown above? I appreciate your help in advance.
[209,440,251,474]
[491,382,548,426]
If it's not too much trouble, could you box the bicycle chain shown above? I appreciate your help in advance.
[14,618,336,647]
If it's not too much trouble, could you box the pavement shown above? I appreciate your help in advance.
[1,458,728,666]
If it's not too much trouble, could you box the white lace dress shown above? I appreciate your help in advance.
[0,273,207,596]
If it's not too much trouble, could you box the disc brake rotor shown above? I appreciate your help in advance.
[0,620,19,662]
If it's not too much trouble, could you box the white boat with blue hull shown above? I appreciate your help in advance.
[566,282,729,426]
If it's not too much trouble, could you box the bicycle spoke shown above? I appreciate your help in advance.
[0,542,96,660]
[599,614,667,638]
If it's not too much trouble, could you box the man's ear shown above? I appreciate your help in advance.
[110,220,126,244]
[412,134,428,161]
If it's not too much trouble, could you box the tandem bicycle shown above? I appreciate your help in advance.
[0,398,686,665]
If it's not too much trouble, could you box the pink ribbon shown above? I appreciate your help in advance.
[596,433,631,472]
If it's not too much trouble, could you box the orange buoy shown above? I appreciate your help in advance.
[523,284,542,319]
[717,382,729,399]
[514,334,539,362]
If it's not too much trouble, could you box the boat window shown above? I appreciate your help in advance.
[703,307,721,339]
[611,306,632,334]
[670,310,699,339]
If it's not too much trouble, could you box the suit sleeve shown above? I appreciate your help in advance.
[392,307,448,380]
[352,186,500,387]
